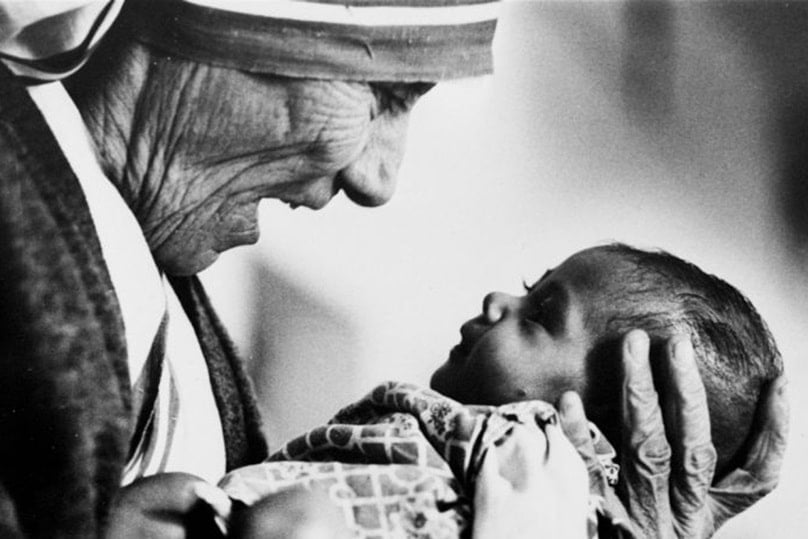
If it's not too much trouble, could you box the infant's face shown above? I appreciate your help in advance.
[430,248,618,405]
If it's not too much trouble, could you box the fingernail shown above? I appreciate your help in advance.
[672,336,694,363]
[558,391,582,419]
[627,330,649,360]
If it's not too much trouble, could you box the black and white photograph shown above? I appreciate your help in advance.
[0,0,802,537]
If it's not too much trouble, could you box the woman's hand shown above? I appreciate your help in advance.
[472,419,589,539]
[559,330,789,538]
[104,472,229,539]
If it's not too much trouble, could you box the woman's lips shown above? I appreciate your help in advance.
[280,189,336,210]
[228,226,260,244]
[221,206,260,247]
[282,197,328,210]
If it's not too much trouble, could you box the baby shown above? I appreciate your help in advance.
[431,243,782,478]
[222,243,783,537]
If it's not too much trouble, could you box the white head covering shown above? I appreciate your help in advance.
[1,0,499,84]
[0,0,124,81]
[131,0,501,82]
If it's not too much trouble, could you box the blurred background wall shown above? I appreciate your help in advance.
[203,1,808,536]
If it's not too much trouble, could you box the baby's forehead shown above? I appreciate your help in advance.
[557,247,682,327]
[552,248,632,291]
[541,248,638,320]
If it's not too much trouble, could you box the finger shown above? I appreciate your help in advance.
[499,422,548,490]
[519,419,550,460]
[737,374,789,486]
[192,482,232,535]
[558,392,601,482]
[475,445,504,508]
[545,420,577,460]
[558,392,594,455]
[545,420,591,537]
[193,483,232,520]
[471,448,502,539]
[660,336,716,537]
[620,330,675,538]
[709,375,789,532]
[472,427,551,539]
[545,421,589,492]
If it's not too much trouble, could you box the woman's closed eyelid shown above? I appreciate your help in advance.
[370,82,433,117]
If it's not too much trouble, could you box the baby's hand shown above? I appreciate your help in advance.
[104,472,227,539]
[472,420,589,539]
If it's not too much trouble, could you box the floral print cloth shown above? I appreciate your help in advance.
[218,381,633,538]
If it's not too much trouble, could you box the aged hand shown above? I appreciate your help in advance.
[560,330,789,538]
[104,472,228,539]
[472,419,589,539]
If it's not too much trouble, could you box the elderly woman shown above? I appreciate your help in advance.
[0,0,787,537]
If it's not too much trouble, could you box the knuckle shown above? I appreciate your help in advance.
[683,443,717,477]
[631,434,673,476]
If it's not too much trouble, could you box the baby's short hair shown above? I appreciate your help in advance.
[584,243,782,476]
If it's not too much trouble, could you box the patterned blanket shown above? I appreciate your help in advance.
[218,382,632,538]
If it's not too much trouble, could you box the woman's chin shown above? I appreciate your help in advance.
[158,248,220,276]
[225,225,261,246]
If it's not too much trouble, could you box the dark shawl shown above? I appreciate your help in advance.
[0,64,267,538]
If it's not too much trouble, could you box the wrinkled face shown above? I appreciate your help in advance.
[126,57,431,274]
[430,248,620,406]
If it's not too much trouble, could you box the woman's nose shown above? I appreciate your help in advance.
[338,110,410,207]
[482,291,517,324]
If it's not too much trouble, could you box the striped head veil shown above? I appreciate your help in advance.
[0,0,500,83]
[0,1,126,81]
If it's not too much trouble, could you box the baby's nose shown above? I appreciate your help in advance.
[482,291,516,323]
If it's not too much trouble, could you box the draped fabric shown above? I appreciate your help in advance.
[0,62,267,536]
[129,0,500,82]
[219,382,634,538]
[0,1,124,81]
[1,0,499,84]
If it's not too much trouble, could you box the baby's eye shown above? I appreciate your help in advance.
[524,308,544,325]
[524,297,553,327]
[521,279,553,327]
